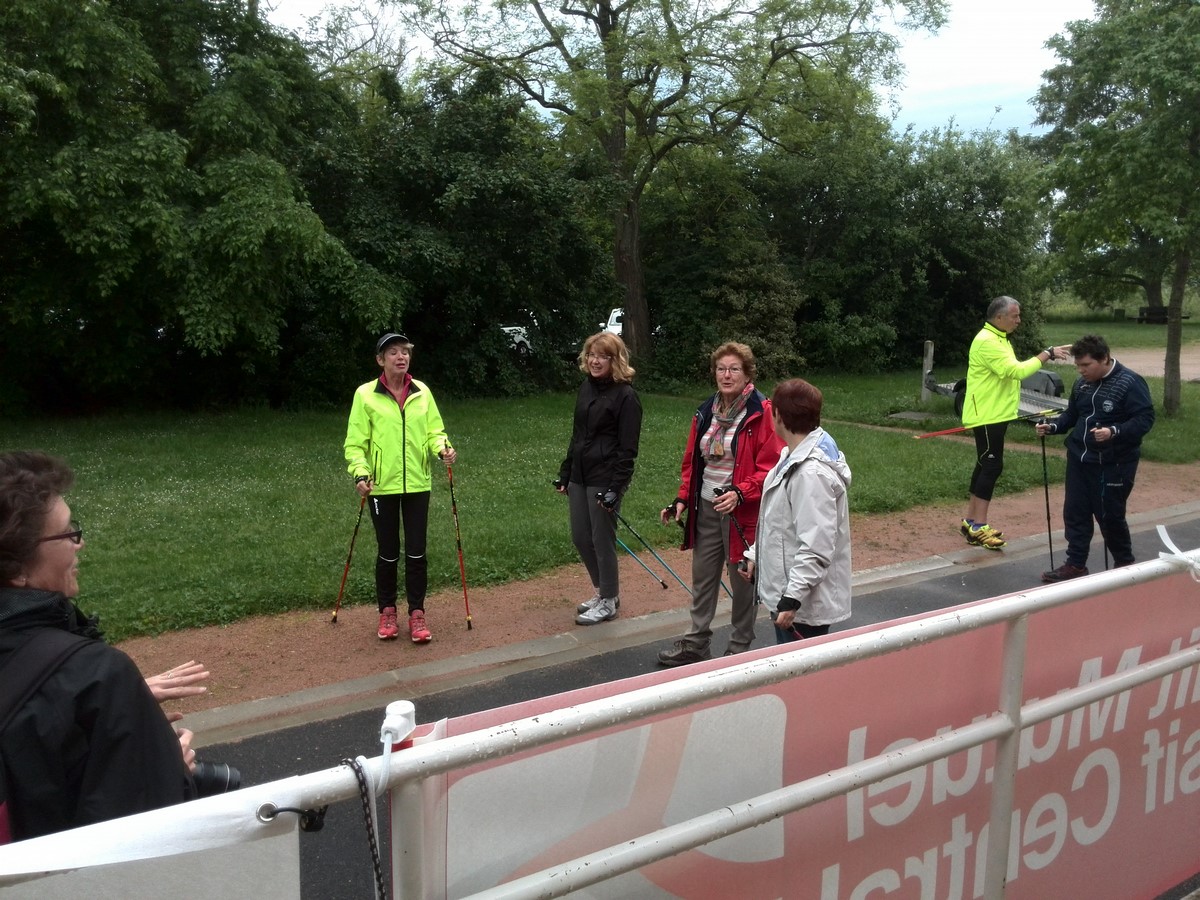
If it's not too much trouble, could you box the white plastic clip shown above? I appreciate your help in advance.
[375,700,417,795]
[1156,525,1200,583]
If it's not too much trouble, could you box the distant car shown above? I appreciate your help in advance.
[598,308,662,342]
[599,308,623,335]
[501,325,531,357]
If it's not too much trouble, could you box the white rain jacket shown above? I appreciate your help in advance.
[745,427,853,626]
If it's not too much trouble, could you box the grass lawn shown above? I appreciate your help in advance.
[5,321,1197,640]
[1041,318,1200,350]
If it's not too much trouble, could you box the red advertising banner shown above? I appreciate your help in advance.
[429,572,1200,899]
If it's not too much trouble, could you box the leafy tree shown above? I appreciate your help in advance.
[392,0,948,357]
[303,67,612,395]
[1044,224,1170,314]
[758,123,1047,370]
[0,0,389,411]
[1035,0,1200,414]
[641,145,803,381]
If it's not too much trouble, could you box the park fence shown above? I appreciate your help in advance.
[1,531,1198,899]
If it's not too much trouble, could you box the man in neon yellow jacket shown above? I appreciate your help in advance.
[961,297,1069,550]
[345,333,456,643]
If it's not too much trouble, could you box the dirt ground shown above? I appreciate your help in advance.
[118,346,1200,715]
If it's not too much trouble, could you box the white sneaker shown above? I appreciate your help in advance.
[576,594,621,614]
[575,596,618,625]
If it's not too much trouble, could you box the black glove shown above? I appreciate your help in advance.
[597,490,618,511]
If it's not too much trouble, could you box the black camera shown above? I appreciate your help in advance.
[193,760,242,798]
[552,477,565,490]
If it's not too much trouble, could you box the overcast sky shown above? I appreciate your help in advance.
[265,0,1097,135]
[886,0,1095,134]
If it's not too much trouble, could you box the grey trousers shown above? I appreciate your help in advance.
[568,481,621,598]
[684,499,757,651]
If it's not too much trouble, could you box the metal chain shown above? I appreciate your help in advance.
[343,757,387,900]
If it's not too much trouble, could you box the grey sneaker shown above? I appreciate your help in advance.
[575,596,618,625]
[723,643,750,657]
[657,640,712,667]
[576,594,621,614]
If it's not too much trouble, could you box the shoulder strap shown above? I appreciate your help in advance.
[0,630,91,732]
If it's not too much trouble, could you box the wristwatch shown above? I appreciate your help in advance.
[1044,346,1055,361]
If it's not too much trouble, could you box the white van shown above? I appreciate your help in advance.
[600,308,623,335]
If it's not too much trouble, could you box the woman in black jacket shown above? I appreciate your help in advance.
[0,451,196,841]
[556,332,642,625]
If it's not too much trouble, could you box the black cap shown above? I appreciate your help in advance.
[375,332,410,355]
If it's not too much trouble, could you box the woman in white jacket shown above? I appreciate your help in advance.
[741,378,852,643]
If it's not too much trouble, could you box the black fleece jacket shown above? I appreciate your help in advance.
[558,375,643,493]
[0,587,194,841]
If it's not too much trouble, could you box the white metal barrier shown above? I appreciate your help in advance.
[1,541,1197,899]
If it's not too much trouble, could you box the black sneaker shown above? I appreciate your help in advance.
[657,641,712,667]
[1042,563,1089,583]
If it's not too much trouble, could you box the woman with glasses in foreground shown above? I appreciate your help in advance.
[0,451,197,841]
[555,332,642,626]
[656,342,783,666]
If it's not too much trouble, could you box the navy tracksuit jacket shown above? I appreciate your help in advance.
[1044,360,1155,566]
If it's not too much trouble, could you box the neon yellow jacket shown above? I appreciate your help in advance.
[962,323,1043,427]
[344,377,450,494]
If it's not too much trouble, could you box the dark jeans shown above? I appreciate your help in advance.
[774,620,831,645]
[968,422,1008,502]
[1063,458,1138,567]
[369,492,430,612]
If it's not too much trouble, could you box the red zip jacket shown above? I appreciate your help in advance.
[672,389,783,565]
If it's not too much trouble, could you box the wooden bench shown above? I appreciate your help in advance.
[1137,306,1191,324]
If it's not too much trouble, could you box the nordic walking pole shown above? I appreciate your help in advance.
[913,409,1061,440]
[445,456,472,630]
[331,495,367,624]
[612,507,692,595]
[666,503,730,598]
[616,536,669,590]
[1041,433,1055,571]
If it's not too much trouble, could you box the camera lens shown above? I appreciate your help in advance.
[192,760,242,798]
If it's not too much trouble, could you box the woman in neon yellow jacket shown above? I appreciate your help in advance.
[344,333,456,644]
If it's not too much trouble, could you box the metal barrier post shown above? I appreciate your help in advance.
[983,613,1029,898]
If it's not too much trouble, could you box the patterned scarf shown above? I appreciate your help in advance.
[702,383,754,460]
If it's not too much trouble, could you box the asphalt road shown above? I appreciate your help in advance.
[205,512,1200,900]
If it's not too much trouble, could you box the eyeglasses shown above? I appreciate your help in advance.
[38,520,83,545]
[716,366,743,375]
[586,353,613,362]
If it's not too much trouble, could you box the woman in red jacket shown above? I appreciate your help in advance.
[657,342,783,665]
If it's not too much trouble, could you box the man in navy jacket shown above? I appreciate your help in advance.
[1036,335,1155,581]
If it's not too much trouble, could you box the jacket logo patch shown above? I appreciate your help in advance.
[1102,400,1114,413]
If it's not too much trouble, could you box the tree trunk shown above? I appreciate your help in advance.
[1162,252,1189,415]
[614,198,649,359]
[1142,277,1163,309]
